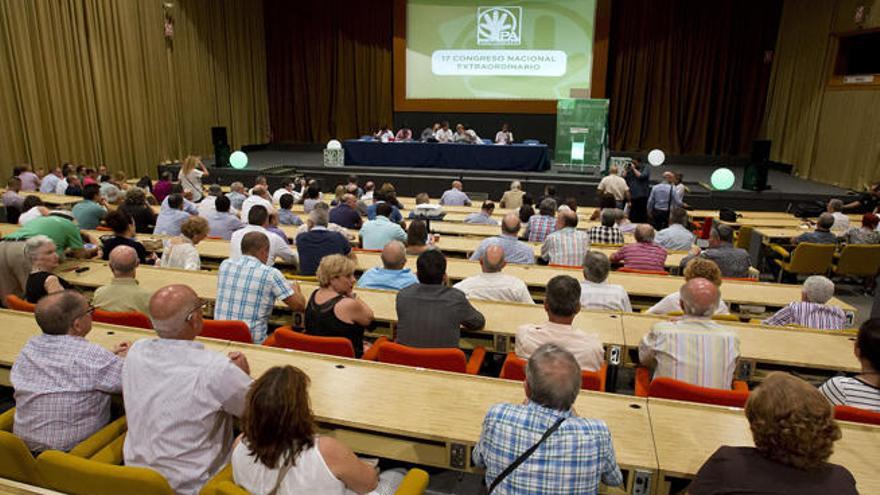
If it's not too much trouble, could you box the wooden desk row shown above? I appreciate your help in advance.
[0,310,876,495]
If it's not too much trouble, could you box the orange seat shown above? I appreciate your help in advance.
[548,264,581,270]
[377,341,485,375]
[834,405,880,425]
[200,320,253,343]
[268,326,387,360]
[697,217,713,239]
[92,309,152,329]
[352,248,382,253]
[635,367,749,407]
[618,267,669,276]
[95,225,113,231]
[5,294,35,312]
[499,353,607,392]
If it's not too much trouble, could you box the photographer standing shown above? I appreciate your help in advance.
[624,157,651,223]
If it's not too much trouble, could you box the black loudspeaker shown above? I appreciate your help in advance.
[743,140,771,192]
[212,126,230,168]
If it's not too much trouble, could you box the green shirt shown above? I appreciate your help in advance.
[91,278,152,315]
[71,200,106,230]
[5,216,85,256]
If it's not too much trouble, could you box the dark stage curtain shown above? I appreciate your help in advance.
[607,0,782,156]
[264,0,393,144]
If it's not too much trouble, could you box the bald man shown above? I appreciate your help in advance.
[541,209,590,266]
[638,278,740,389]
[610,224,668,271]
[440,180,472,206]
[646,170,683,230]
[91,245,153,315]
[454,244,534,304]
[469,213,535,264]
[123,284,252,495]
[356,240,418,291]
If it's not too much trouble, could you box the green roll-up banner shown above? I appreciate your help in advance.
[554,98,609,172]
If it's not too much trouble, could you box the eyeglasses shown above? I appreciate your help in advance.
[75,305,96,320]
[185,300,207,322]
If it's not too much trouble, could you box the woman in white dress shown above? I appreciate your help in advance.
[179,155,209,202]
[157,216,209,271]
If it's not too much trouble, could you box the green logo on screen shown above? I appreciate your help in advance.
[477,6,522,46]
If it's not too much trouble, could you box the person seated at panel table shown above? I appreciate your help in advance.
[24,236,71,304]
[610,224,667,272]
[356,240,418,291]
[647,258,730,316]
[791,212,838,245]
[304,255,374,357]
[541,209,590,267]
[494,122,514,145]
[396,250,485,348]
[100,209,151,264]
[464,201,499,225]
[439,180,472,207]
[499,180,525,209]
[11,290,130,454]
[18,195,49,225]
[762,275,846,330]
[297,207,354,277]
[374,124,394,142]
[394,124,413,142]
[453,123,481,144]
[688,372,857,495]
[589,208,625,245]
[420,122,440,142]
[844,213,880,244]
[597,165,630,209]
[680,224,751,278]
[405,219,434,256]
[470,213,535,265]
[158,216,209,271]
[408,192,446,221]
[453,245,534,304]
[473,343,623,494]
[434,120,454,143]
[231,365,408,494]
[654,207,696,251]
[360,203,407,250]
[516,276,605,371]
[205,195,246,240]
[231,204,297,268]
[92,245,153,315]
[639,278,740,389]
[819,318,880,412]
[580,251,632,312]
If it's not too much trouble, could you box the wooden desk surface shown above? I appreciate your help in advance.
[647,398,879,492]
[620,314,860,373]
[690,209,862,222]
[754,226,814,240]
[4,191,81,207]
[719,218,814,229]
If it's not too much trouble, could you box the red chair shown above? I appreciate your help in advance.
[499,353,607,392]
[548,264,581,270]
[834,405,880,426]
[95,226,112,232]
[268,326,387,360]
[92,309,153,329]
[635,367,750,407]
[377,341,485,374]
[618,267,670,276]
[200,320,253,343]
[352,248,382,253]
[5,295,35,312]
[697,217,713,240]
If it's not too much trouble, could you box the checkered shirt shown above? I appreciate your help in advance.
[541,227,591,267]
[473,402,623,494]
[527,215,557,242]
[11,334,123,452]
[588,225,624,245]
[214,255,295,343]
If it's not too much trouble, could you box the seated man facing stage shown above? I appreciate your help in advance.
[541,209,590,267]
[230,205,297,267]
[439,180,472,206]
[654,207,696,251]
[464,201,499,225]
[791,213,838,245]
[580,251,632,312]
[92,245,153,315]
[681,224,751,278]
[610,224,668,272]
[296,207,354,277]
[356,241,418,291]
[762,275,847,330]
[470,213,535,265]
[453,245,534,304]
[329,193,363,230]
[499,180,525,209]
[588,208,625,245]
[525,198,558,243]
[360,203,407,250]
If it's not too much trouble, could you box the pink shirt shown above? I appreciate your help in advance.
[515,321,605,371]
[610,242,668,271]
[18,171,40,191]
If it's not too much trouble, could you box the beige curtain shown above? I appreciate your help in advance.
[0,0,269,179]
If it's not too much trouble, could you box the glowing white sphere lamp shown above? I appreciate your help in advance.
[229,151,248,169]
[710,167,736,191]
[647,149,666,167]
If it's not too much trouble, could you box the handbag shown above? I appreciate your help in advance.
[487,416,566,493]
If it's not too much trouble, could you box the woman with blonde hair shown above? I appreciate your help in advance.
[179,155,209,202]
[646,257,731,315]
[304,255,374,358]
[157,216,209,271]
[689,372,857,494]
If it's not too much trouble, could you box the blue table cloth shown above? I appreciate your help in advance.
[344,140,551,171]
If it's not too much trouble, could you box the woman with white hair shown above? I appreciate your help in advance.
[499,180,525,209]
[157,216,209,271]
[762,276,847,330]
[24,235,70,303]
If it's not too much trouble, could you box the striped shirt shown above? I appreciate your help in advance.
[541,228,590,267]
[610,242,668,271]
[588,225,624,245]
[819,376,880,412]
[762,302,847,330]
[638,318,740,390]
[527,215,557,242]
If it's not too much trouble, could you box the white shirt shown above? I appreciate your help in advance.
[579,280,632,312]
[18,206,45,225]
[158,238,201,271]
[654,224,695,251]
[434,128,454,142]
[597,175,629,202]
[831,212,850,234]
[54,178,68,195]
[273,187,299,205]
[240,195,275,224]
[515,321,605,371]
[123,338,252,495]
[452,272,534,305]
[646,292,730,315]
[230,225,296,267]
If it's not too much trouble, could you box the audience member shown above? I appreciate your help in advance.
[124,284,252,495]
[494,122,514,144]
[92,245,152,314]
[689,373,857,494]
[216,232,305,343]
[473,343,623,493]
[538,185,557,206]
[638,278,740,389]
[681,224,751,278]
[161,184,199,215]
[792,213,837,245]
[470,214,535,264]
[360,203,407,250]
[12,290,128,453]
[240,185,274,221]
[580,251,631,312]
[464,201,499,225]
[361,181,375,202]
[53,170,69,195]
[654,207,695,251]
[589,193,617,221]
[152,171,173,204]
[2,177,24,221]
[356,241,418,291]
[272,180,299,204]
[844,213,880,244]
[276,193,303,226]
[842,181,880,213]
[302,185,322,213]
[205,195,245,240]
[408,192,445,221]
[39,167,62,194]
[329,193,363,229]
[525,198,557,242]
[647,171,683,230]
[763,275,846,330]
[588,208,625,245]
[292,202,353,244]
[15,165,41,191]
[120,188,156,233]
[71,183,107,229]
[100,209,150,263]
[439,180,472,206]
[366,190,404,223]
[64,174,83,196]
[226,181,248,211]
[297,206,353,276]
[541,209,590,266]
[24,236,70,303]
[178,155,209,202]
[405,219,432,256]
[648,258,731,315]
[230,205,297,267]
[18,195,49,225]
[396,250,485,348]
[516,276,605,370]
[196,184,223,216]
[819,318,879,411]
[154,194,192,236]
[828,199,850,234]
[305,255,374,357]
[99,171,127,205]
[610,224,667,271]
[346,174,364,198]
[623,158,650,223]
[499,180,524,209]
[453,245,534,304]
[518,194,535,224]
[158,216,209,271]
[597,164,630,208]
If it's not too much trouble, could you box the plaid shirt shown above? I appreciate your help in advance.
[11,334,123,452]
[762,302,847,330]
[588,225,624,245]
[214,255,295,343]
[541,228,591,266]
[527,215,557,242]
[473,401,623,494]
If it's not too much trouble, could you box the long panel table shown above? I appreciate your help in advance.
[343,140,551,172]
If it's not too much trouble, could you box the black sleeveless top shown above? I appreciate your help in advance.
[304,291,365,358]
[25,271,71,304]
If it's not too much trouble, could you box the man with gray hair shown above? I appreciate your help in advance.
[473,343,623,493]
[827,198,850,234]
[516,275,605,370]
[597,164,630,208]
[91,245,153,315]
[12,290,129,453]
[639,278,740,389]
[580,251,632,312]
[439,180,472,206]
[226,181,248,211]
[681,223,751,277]
[124,284,252,495]
[499,180,525,209]
[655,207,695,251]
[588,208,625,245]
[454,244,534,304]
[647,170,683,230]
[296,204,354,276]
[763,275,846,330]
[356,240,418,291]
[792,212,839,245]
[525,197,558,242]
[470,213,535,264]
[541,209,590,266]
[610,224,668,271]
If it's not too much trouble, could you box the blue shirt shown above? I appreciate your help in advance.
[160,196,198,216]
[439,188,472,206]
[277,209,303,226]
[366,202,403,223]
[226,191,247,211]
[463,212,499,225]
[360,217,407,250]
[296,227,352,276]
[647,183,683,213]
[329,204,363,229]
[356,267,418,291]
[71,200,106,230]
[473,401,623,495]
[205,211,245,240]
[153,208,191,236]
[470,235,535,264]
[625,166,651,199]
[214,255,295,343]
[39,174,60,194]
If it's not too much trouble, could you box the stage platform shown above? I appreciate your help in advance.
[168,146,855,213]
